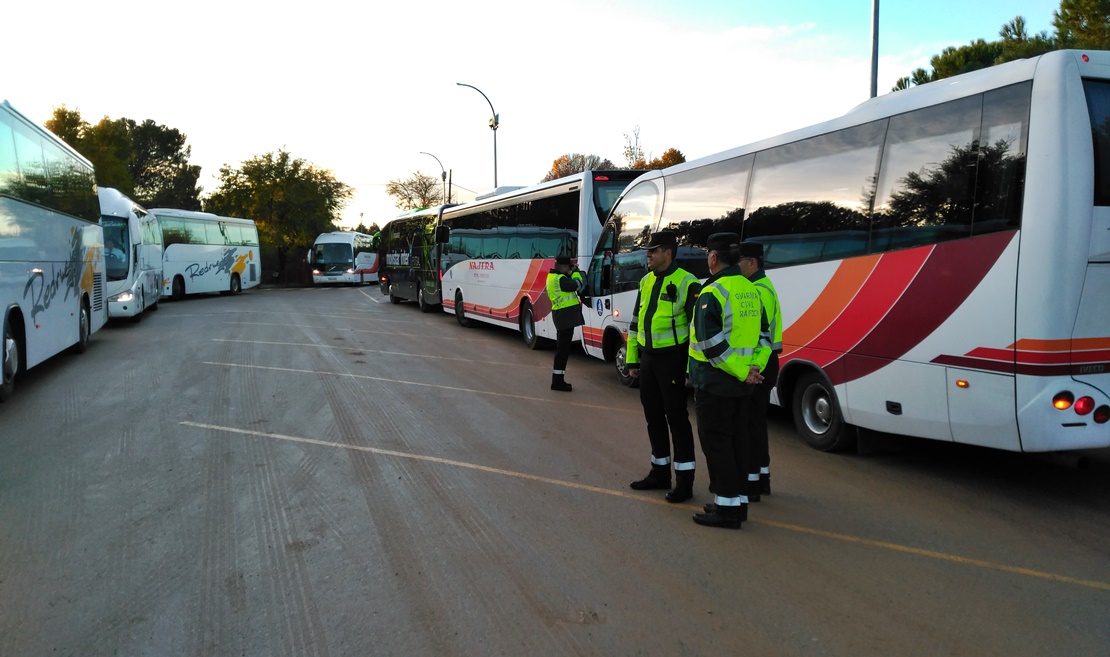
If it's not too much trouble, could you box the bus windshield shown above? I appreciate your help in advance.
[100,216,130,281]
[313,242,354,266]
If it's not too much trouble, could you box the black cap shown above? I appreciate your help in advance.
[707,232,741,253]
[555,255,573,265]
[739,241,764,258]
[646,230,677,251]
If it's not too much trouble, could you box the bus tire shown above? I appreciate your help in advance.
[1,313,20,402]
[230,274,242,295]
[792,369,852,452]
[172,276,185,301]
[455,291,472,328]
[73,300,90,354]
[520,302,540,350]
[389,285,401,304]
[418,287,432,313]
[615,334,638,388]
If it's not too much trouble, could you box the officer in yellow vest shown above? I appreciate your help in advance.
[627,230,702,503]
[546,255,585,392]
[689,232,769,529]
[739,241,782,500]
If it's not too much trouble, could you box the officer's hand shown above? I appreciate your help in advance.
[629,368,639,379]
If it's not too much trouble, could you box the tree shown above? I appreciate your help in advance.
[385,171,444,209]
[44,107,202,209]
[930,39,1005,80]
[623,126,645,169]
[1053,0,1110,49]
[204,150,352,270]
[998,16,1057,62]
[129,119,203,209]
[541,153,617,181]
[644,148,686,170]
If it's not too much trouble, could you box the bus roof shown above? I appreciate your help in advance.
[1,100,95,169]
[148,208,255,225]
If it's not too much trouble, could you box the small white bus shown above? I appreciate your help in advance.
[149,208,260,299]
[582,49,1110,453]
[98,187,163,320]
[309,231,378,285]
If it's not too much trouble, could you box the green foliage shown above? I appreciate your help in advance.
[204,150,351,260]
[894,1,1110,92]
[386,171,444,209]
[1053,0,1110,48]
[43,106,202,209]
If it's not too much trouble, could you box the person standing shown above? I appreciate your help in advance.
[689,233,768,529]
[546,255,585,392]
[626,231,702,503]
[739,241,782,501]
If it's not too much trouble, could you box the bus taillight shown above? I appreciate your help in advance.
[1074,396,1096,415]
[1053,391,1074,410]
[1094,406,1109,424]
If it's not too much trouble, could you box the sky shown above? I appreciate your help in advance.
[6,0,1063,230]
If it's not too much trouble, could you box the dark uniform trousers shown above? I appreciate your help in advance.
[695,389,752,499]
[748,352,780,475]
[639,347,696,465]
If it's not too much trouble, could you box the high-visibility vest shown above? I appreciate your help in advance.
[546,270,583,311]
[690,273,768,381]
[627,267,699,366]
[751,273,783,353]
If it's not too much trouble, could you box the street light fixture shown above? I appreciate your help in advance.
[419,151,447,204]
[456,82,499,188]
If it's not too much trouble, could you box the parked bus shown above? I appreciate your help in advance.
[581,49,1110,454]
[438,171,641,348]
[308,230,378,285]
[98,187,162,321]
[1,100,107,401]
[149,208,260,299]
[378,205,455,312]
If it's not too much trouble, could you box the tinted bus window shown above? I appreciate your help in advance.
[1085,79,1110,206]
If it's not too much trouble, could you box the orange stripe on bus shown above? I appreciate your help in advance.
[1013,337,1110,352]
[781,255,880,358]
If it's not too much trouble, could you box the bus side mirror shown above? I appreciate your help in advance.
[434,225,449,244]
[306,251,314,264]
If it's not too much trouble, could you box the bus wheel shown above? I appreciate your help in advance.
[172,276,185,301]
[418,287,432,313]
[389,285,401,304]
[455,291,472,328]
[73,301,90,354]
[1,315,19,402]
[792,370,852,452]
[615,335,638,387]
[230,274,242,295]
[520,302,540,350]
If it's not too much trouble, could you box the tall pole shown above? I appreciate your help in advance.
[456,83,499,188]
[419,151,447,204]
[870,0,880,98]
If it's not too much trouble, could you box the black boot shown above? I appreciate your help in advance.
[550,373,572,392]
[760,473,771,496]
[748,476,762,503]
[629,464,671,490]
[701,502,748,519]
[693,503,746,529]
[665,470,694,503]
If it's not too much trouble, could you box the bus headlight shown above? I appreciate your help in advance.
[109,291,135,303]
[346,268,355,274]
[312,269,321,275]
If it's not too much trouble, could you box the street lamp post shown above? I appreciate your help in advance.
[420,151,447,204]
[870,0,880,98]
[456,82,498,188]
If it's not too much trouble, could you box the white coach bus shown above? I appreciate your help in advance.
[1,100,107,401]
[308,230,377,285]
[438,171,641,349]
[581,50,1110,454]
[149,208,260,299]
[98,187,162,320]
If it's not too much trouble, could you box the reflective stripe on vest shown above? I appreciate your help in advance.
[635,268,697,349]
[690,276,763,379]
[546,271,582,311]
[753,276,783,352]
